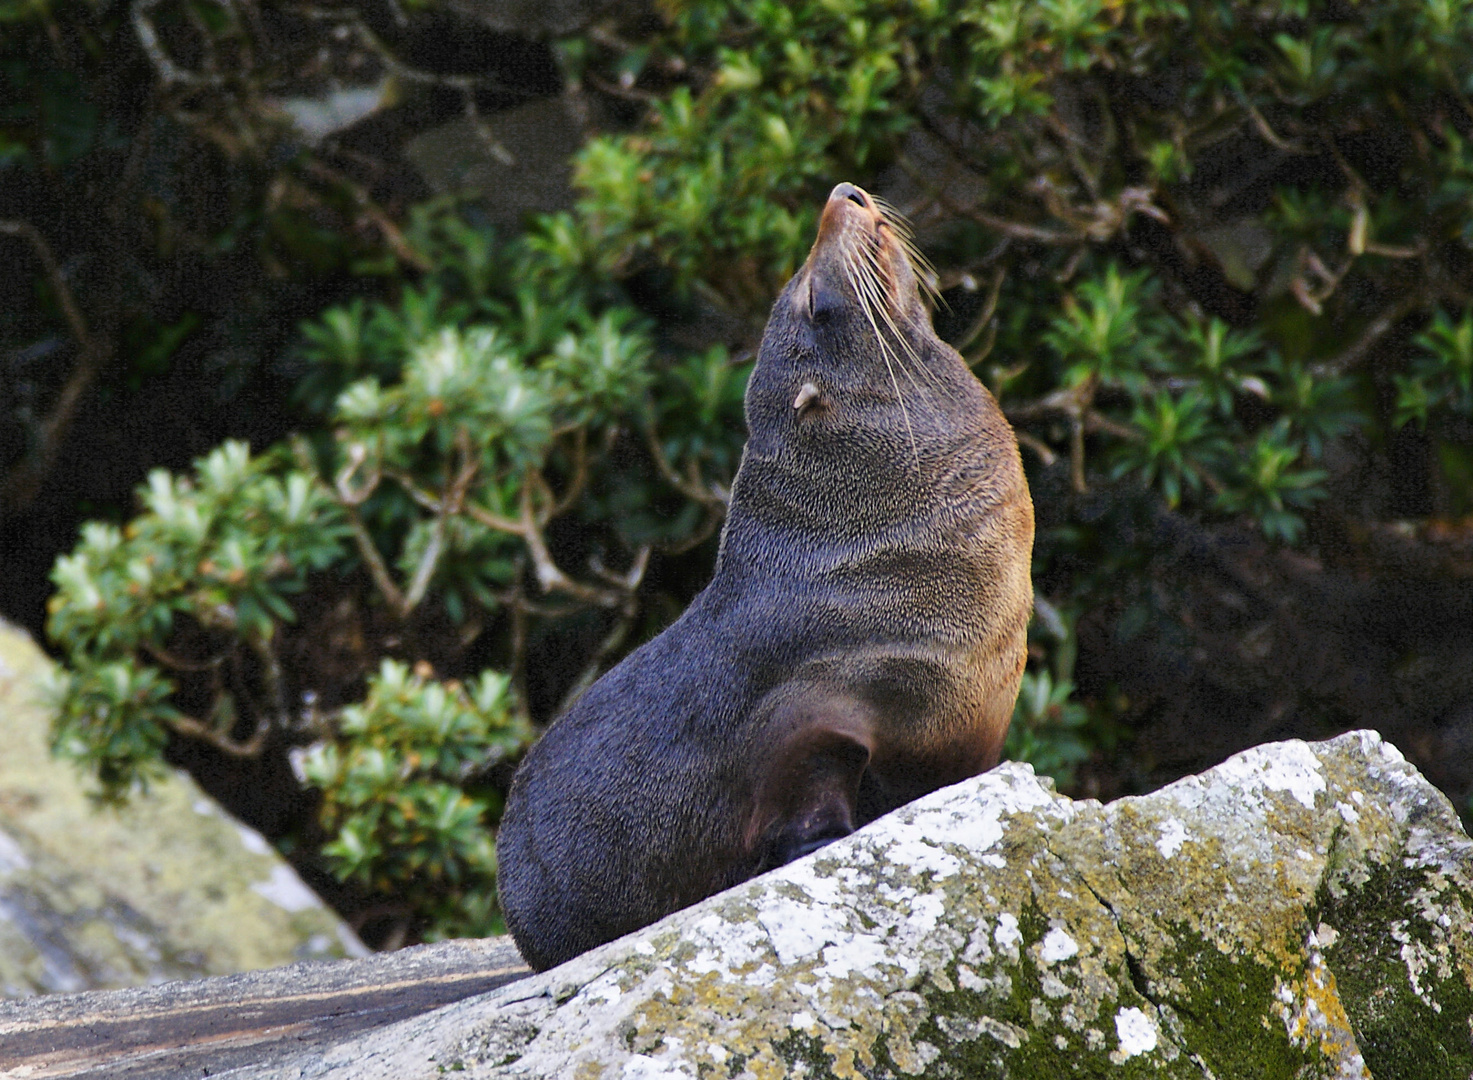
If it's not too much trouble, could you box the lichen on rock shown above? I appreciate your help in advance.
[0,619,365,997]
[235,730,1473,1079]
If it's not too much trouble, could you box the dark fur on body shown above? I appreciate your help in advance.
[497,184,1034,972]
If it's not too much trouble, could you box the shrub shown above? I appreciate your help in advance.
[44,0,1473,937]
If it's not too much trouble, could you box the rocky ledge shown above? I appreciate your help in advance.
[4,730,1470,1079]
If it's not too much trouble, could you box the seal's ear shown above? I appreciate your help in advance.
[745,698,875,872]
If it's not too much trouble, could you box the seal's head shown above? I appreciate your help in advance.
[737,182,1004,529]
[743,183,958,457]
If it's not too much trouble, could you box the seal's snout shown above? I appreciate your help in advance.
[794,182,884,322]
[796,180,931,332]
[815,182,880,245]
[831,182,871,210]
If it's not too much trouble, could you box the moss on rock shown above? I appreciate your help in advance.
[0,619,364,996]
[220,731,1473,1078]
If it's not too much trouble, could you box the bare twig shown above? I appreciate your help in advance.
[141,640,226,673]
[384,469,445,513]
[1005,377,1100,492]
[1068,412,1087,493]
[131,0,228,86]
[301,159,430,271]
[543,428,592,521]
[400,430,480,614]
[955,200,1086,245]
[557,607,637,715]
[1242,100,1311,154]
[328,441,413,611]
[1084,410,1142,442]
[249,631,293,734]
[345,503,407,611]
[1310,293,1426,378]
[518,483,619,605]
[0,221,110,511]
[167,711,271,758]
[1014,430,1058,466]
[334,442,382,506]
[556,545,650,714]
[643,427,730,508]
[1046,112,1102,201]
[952,267,1005,355]
[894,153,1085,245]
[291,4,524,164]
[588,545,652,594]
[464,501,525,535]
[584,71,662,103]
[663,508,724,555]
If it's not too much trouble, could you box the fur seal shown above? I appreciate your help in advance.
[497,182,1034,971]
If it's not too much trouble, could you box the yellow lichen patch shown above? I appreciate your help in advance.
[395,733,1472,1079]
[1273,949,1368,1075]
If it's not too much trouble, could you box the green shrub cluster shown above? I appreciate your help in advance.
[300,660,526,939]
[43,0,1473,937]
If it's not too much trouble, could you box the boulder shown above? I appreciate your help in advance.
[0,620,366,998]
[403,97,585,227]
[234,730,1473,1078]
[0,937,527,1079]
[2,729,1469,1078]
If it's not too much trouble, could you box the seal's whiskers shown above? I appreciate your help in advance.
[854,243,948,398]
[843,255,919,469]
[870,196,942,308]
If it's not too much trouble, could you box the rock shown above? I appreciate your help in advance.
[2,730,1469,1078]
[403,97,585,227]
[440,0,623,37]
[0,937,527,1079]
[233,730,1471,1078]
[0,620,366,998]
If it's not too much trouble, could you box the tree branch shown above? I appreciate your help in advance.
[643,427,730,508]
[166,711,271,758]
[0,221,110,512]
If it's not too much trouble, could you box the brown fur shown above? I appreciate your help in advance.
[496,183,1034,971]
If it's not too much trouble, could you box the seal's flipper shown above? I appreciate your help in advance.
[744,697,875,873]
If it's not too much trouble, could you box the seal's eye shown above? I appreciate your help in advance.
[808,279,843,325]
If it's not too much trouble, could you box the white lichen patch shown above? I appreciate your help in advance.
[308,732,1473,1080]
[1109,1006,1158,1061]
[235,823,274,857]
[250,863,322,912]
[869,764,1068,881]
[1156,818,1189,858]
[1390,920,1446,1011]
[1211,740,1327,810]
[0,827,31,875]
[993,913,1022,961]
[620,1052,695,1078]
[1039,927,1080,964]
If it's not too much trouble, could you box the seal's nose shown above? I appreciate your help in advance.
[829,182,871,209]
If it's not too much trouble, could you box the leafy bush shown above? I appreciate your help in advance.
[300,660,527,939]
[45,209,745,936]
[42,0,1473,938]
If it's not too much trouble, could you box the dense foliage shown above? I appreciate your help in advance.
[22,0,1473,940]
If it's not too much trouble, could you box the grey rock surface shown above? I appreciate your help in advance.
[224,730,1473,1078]
[0,620,366,998]
[404,97,585,227]
[0,937,527,1079]
[440,0,623,37]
